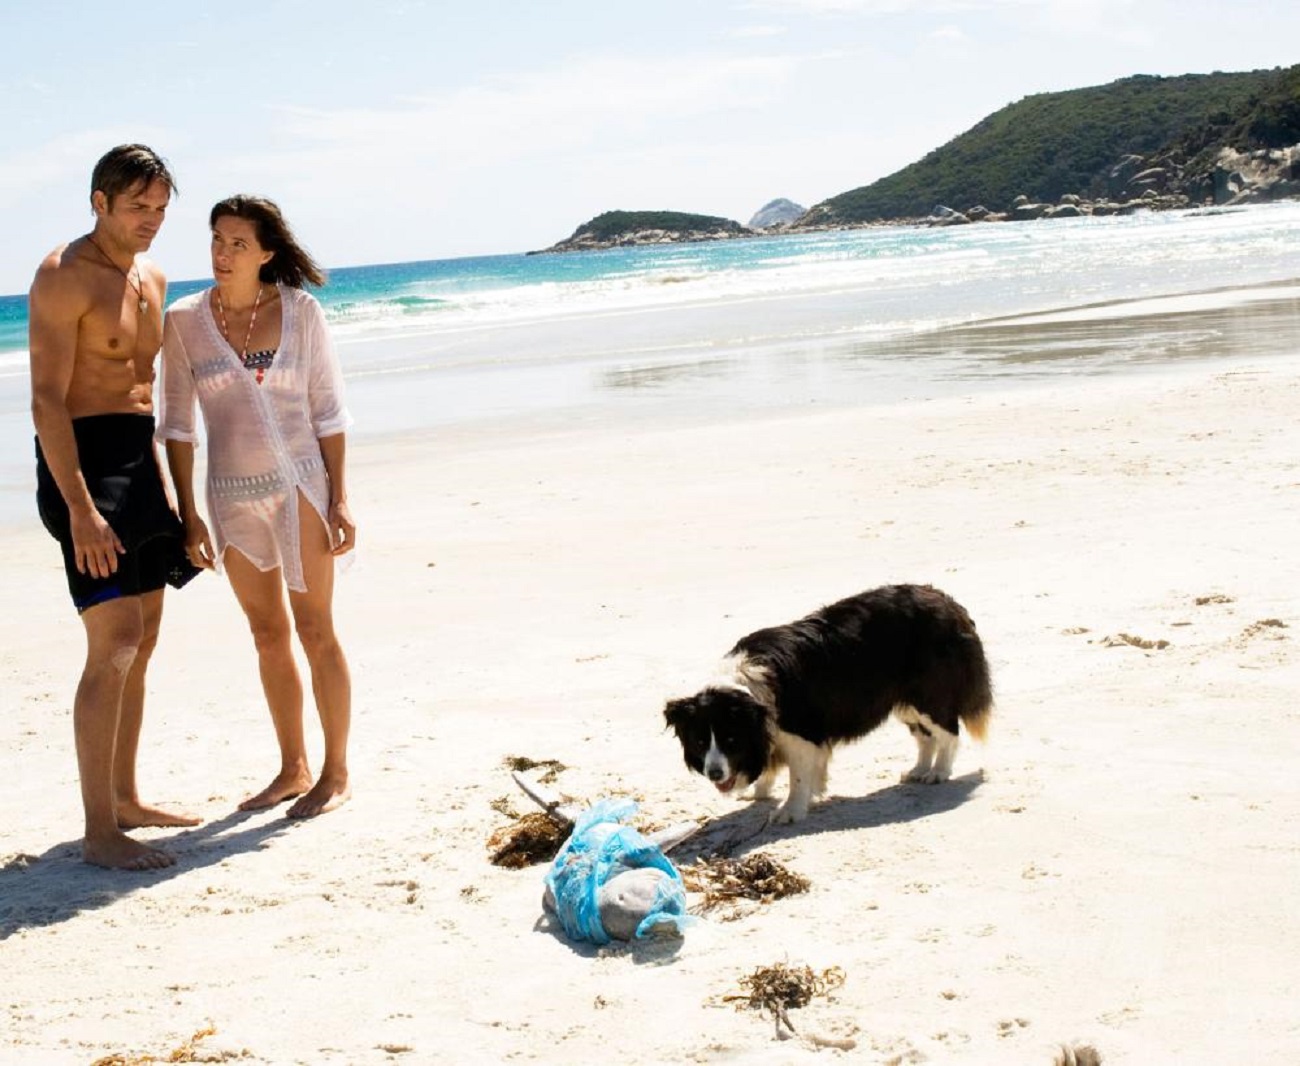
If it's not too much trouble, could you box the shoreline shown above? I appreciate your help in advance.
[3,276,1299,532]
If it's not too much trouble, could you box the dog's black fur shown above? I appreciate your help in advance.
[664,584,992,823]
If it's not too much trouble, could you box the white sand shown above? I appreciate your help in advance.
[3,346,1299,1064]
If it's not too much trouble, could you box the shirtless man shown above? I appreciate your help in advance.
[29,144,200,870]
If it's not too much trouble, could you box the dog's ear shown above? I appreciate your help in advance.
[663,697,694,731]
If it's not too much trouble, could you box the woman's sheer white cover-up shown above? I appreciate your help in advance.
[157,285,352,593]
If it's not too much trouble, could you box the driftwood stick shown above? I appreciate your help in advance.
[512,771,699,853]
[511,771,578,824]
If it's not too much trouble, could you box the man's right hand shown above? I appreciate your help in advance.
[70,508,124,577]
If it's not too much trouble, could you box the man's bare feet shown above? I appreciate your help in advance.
[83,830,175,871]
[239,768,314,811]
[286,772,351,819]
[116,798,202,830]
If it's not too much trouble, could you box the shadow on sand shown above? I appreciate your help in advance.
[672,771,985,862]
[0,808,300,940]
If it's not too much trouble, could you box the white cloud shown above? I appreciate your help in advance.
[0,129,168,201]
[272,51,800,166]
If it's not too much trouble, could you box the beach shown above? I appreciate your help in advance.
[3,281,1300,1063]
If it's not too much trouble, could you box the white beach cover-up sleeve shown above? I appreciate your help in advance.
[157,312,201,445]
[303,296,353,438]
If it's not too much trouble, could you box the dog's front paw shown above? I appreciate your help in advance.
[769,801,808,825]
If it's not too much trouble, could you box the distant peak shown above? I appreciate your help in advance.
[748,198,807,229]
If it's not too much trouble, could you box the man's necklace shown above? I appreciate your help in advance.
[85,235,148,313]
[216,285,264,365]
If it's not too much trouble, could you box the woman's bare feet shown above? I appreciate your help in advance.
[239,767,314,811]
[286,771,351,819]
[115,798,202,830]
[83,829,175,871]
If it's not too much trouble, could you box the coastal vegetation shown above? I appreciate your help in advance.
[541,64,1300,249]
[540,210,748,252]
[806,64,1300,224]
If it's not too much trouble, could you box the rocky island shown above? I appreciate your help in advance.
[533,211,752,254]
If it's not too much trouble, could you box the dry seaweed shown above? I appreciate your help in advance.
[724,963,846,1035]
[90,1025,218,1065]
[487,812,570,868]
[683,852,810,910]
[503,755,567,784]
[489,795,521,818]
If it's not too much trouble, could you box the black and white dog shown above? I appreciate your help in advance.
[664,584,992,824]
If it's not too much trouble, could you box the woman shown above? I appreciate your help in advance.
[158,195,354,818]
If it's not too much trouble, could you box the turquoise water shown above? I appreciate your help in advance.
[4,203,1300,495]
[7,201,1300,363]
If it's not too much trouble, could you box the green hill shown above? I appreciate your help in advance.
[1175,64,1300,187]
[536,210,750,252]
[567,210,746,241]
[805,66,1298,224]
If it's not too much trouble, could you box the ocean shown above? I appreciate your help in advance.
[3,201,1300,519]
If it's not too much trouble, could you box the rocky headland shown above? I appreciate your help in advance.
[537,64,1300,251]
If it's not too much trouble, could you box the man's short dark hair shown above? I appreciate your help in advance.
[90,144,177,208]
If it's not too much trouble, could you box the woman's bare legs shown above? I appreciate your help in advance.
[280,496,351,821]
[285,495,351,817]
[224,547,313,809]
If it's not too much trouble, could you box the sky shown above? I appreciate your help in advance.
[2,0,1297,294]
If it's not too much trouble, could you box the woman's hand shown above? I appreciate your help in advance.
[183,514,217,570]
[328,499,356,555]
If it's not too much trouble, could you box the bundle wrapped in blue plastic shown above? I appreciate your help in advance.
[543,798,693,944]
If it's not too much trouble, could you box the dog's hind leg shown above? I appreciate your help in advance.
[902,724,936,783]
[928,728,959,782]
[901,723,959,784]
[896,705,960,784]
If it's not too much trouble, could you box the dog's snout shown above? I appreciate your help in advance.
[706,763,726,782]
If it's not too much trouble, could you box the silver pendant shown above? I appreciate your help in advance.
[138,298,148,313]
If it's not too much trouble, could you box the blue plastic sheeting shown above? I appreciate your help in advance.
[544,798,692,945]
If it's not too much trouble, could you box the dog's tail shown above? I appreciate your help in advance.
[961,699,992,743]
[959,652,994,743]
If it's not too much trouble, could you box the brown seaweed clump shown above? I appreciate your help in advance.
[90,1025,218,1064]
[683,852,810,911]
[487,812,570,869]
[503,755,567,784]
[724,963,846,1035]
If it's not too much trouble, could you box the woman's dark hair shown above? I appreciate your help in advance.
[209,195,326,288]
[91,144,177,208]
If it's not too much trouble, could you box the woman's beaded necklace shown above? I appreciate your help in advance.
[215,285,266,383]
